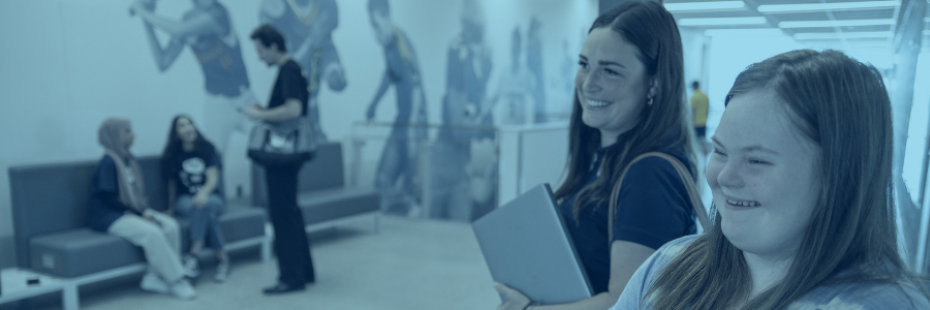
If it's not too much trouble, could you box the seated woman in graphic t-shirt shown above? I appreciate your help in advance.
[160,115,230,283]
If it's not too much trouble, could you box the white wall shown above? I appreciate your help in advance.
[0,0,597,266]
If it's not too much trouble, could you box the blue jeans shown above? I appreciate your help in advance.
[175,193,226,251]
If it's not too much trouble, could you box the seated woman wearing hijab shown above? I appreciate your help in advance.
[87,118,197,300]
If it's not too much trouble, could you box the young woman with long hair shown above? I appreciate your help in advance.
[611,50,930,310]
[161,115,231,282]
[495,2,704,309]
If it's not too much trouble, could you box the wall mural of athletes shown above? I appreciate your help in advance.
[260,0,347,142]
[130,0,255,155]
[121,0,596,222]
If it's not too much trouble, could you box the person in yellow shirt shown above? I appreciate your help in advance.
[690,81,709,153]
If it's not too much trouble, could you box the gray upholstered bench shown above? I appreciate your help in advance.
[252,142,380,233]
[8,156,270,310]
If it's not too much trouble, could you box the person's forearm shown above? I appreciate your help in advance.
[255,102,301,121]
[136,10,187,36]
[529,292,618,310]
[142,22,168,71]
[97,192,139,214]
[199,168,219,196]
[370,72,391,107]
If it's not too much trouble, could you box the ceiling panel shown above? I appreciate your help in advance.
[671,10,761,19]
[768,8,895,21]
[785,25,893,33]
[752,0,893,4]
[668,0,901,48]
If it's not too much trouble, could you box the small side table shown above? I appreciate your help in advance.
[0,268,77,310]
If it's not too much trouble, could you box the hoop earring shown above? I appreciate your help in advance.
[647,98,654,107]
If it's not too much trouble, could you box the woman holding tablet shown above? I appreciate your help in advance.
[495,1,705,309]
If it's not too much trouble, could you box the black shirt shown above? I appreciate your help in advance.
[168,147,221,196]
[558,142,696,294]
[269,59,309,116]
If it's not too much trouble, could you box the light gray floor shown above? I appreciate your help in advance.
[28,216,500,310]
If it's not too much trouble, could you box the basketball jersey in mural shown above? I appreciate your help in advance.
[261,0,341,96]
[443,35,492,143]
[185,3,250,98]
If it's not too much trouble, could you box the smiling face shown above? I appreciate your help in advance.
[175,117,198,144]
[575,27,652,145]
[707,89,822,260]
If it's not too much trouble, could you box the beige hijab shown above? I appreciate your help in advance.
[98,118,149,213]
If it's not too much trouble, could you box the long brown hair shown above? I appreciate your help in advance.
[554,1,693,220]
[160,115,217,183]
[646,50,928,309]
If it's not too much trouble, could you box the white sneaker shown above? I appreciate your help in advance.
[169,279,197,300]
[214,260,231,283]
[183,255,200,278]
[140,272,169,294]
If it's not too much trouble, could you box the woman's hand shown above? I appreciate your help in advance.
[495,283,532,310]
[193,192,209,208]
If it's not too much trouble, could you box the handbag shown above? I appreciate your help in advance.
[607,152,711,245]
[247,117,317,167]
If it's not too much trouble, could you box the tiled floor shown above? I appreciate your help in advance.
[20,216,500,310]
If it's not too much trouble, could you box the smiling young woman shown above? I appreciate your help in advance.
[610,50,930,310]
[493,2,704,310]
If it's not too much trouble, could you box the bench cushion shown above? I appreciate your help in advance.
[30,229,143,278]
[29,206,267,278]
[298,188,379,225]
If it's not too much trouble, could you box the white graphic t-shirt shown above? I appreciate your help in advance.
[172,149,220,196]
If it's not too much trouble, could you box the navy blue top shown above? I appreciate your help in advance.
[558,142,696,294]
[87,156,137,232]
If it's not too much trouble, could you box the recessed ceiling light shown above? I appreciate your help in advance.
[758,1,898,13]
[704,28,784,36]
[665,1,745,12]
[678,17,767,26]
[778,19,896,28]
[793,31,892,40]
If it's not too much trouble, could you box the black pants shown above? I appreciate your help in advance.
[265,164,315,286]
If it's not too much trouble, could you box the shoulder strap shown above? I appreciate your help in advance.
[607,152,710,245]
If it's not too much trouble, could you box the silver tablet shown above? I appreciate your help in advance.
[473,183,593,304]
